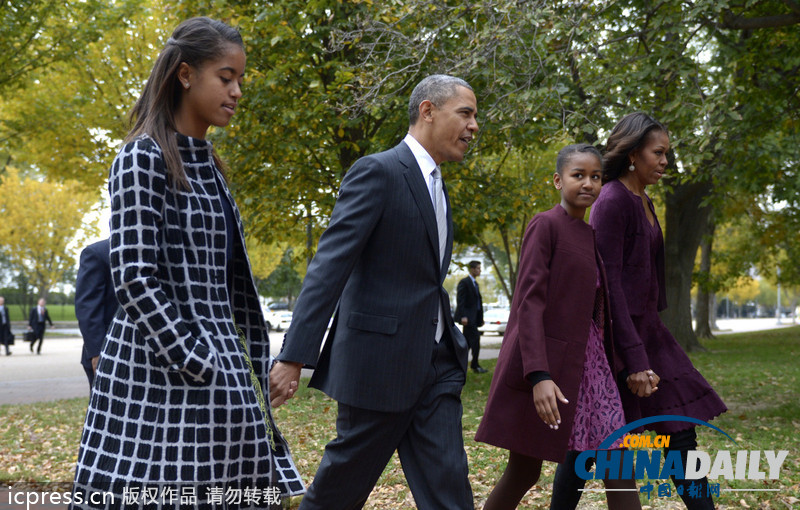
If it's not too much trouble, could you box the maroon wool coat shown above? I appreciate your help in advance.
[475,205,617,463]
[589,179,666,375]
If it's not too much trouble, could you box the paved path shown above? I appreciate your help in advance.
[0,319,795,406]
[0,327,296,405]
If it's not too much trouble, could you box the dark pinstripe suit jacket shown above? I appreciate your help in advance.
[75,238,117,377]
[279,141,469,413]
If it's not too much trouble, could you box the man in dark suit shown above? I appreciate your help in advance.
[455,260,486,373]
[75,239,118,388]
[28,298,53,354]
[270,74,479,509]
[0,296,12,355]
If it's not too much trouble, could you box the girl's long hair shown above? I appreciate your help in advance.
[603,112,668,183]
[126,17,243,189]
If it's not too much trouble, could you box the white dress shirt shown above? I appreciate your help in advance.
[403,133,448,215]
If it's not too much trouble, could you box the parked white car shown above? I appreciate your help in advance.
[479,308,510,336]
[262,308,292,333]
[273,311,293,332]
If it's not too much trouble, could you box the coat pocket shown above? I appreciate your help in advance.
[347,312,398,335]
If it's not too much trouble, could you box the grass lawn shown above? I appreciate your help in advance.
[6,304,77,322]
[2,326,798,508]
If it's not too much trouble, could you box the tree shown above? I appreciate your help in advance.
[0,1,111,94]
[0,168,98,299]
[726,277,760,317]
[1,1,171,189]
[258,248,303,308]
[546,0,800,350]
[215,0,409,261]
[246,238,288,285]
[450,146,561,300]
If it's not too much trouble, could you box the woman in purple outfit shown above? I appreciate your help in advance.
[551,113,727,510]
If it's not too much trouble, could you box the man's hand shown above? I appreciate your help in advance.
[627,370,659,397]
[460,317,468,326]
[91,356,99,374]
[533,380,569,429]
[269,360,302,408]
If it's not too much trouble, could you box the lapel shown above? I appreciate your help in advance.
[397,143,442,268]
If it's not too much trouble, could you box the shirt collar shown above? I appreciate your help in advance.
[403,133,437,179]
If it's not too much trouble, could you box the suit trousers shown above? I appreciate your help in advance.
[462,324,481,368]
[299,335,473,510]
[1,330,10,354]
[82,363,95,388]
[30,326,45,354]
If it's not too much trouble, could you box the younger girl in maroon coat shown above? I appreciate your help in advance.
[476,144,641,509]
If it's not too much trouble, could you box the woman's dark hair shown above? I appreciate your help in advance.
[127,17,244,189]
[602,112,668,183]
[555,143,603,175]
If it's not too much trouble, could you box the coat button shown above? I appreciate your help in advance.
[432,318,439,325]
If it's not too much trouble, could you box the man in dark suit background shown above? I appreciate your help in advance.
[455,260,486,373]
[270,74,479,509]
[75,239,118,388]
[28,298,53,354]
[0,296,12,355]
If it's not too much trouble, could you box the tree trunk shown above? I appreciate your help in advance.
[710,293,718,330]
[695,219,716,339]
[660,178,713,352]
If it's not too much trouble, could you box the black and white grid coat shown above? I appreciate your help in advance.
[71,134,304,508]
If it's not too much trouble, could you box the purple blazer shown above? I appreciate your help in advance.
[475,205,616,463]
[589,180,666,375]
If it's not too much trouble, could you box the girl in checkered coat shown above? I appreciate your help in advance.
[71,17,303,509]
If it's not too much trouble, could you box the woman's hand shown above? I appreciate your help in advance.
[533,380,569,429]
[627,370,659,397]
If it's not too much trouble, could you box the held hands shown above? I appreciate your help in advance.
[533,380,569,430]
[460,317,469,326]
[269,361,302,408]
[626,369,660,397]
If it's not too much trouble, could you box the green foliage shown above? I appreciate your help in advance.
[0,1,170,189]
[450,145,561,297]
[258,248,303,306]
[0,168,98,299]
[217,0,409,259]
[0,0,109,94]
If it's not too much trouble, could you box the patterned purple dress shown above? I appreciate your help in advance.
[568,270,625,451]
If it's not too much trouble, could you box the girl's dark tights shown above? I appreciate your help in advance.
[667,428,716,510]
[550,450,588,509]
[484,451,640,510]
[551,429,716,510]
[550,450,640,510]
[483,451,543,510]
